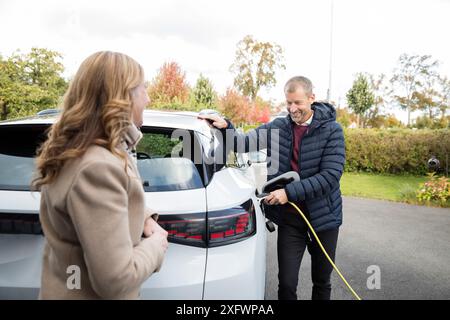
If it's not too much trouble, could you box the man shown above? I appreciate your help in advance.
[199,76,345,300]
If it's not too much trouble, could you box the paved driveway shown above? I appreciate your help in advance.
[265,197,450,300]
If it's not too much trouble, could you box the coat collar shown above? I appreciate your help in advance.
[121,123,143,151]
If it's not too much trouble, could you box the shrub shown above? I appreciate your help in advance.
[416,173,450,206]
[414,115,450,129]
[399,184,419,203]
[344,128,450,175]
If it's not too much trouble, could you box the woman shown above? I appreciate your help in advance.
[33,51,168,299]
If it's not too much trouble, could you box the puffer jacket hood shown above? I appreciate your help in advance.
[287,101,336,131]
[311,101,336,123]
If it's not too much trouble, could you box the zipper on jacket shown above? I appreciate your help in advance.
[297,125,311,177]
[297,123,317,177]
[288,122,293,168]
[298,137,303,177]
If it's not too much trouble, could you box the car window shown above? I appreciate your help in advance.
[137,158,203,192]
[0,153,35,191]
[136,131,204,192]
[0,124,48,191]
[0,124,205,192]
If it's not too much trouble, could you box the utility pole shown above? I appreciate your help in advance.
[327,0,334,102]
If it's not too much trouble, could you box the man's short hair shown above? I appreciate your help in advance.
[284,76,314,96]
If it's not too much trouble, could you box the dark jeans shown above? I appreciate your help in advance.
[277,210,339,300]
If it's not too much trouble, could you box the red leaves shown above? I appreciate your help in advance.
[218,88,271,125]
[148,62,190,107]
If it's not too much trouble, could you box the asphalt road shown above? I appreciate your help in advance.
[264,197,450,300]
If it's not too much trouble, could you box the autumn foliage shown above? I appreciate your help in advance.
[147,62,190,109]
[218,88,271,125]
[249,97,271,124]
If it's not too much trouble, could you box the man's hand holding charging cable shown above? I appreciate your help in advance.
[264,189,289,206]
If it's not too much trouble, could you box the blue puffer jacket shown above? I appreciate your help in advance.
[225,102,346,232]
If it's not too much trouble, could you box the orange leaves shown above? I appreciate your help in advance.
[218,88,271,125]
[148,62,190,107]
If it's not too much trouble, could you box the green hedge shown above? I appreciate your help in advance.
[138,133,180,157]
[344,129,450,175]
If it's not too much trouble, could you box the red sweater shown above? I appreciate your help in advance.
[290,124,308,172]
[284,124,310,217]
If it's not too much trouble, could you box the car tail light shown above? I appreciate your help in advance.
[207,200,256,247]
[157,200,256,248]
[157,213,206,248]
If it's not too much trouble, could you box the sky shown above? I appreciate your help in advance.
[1,0,450,123]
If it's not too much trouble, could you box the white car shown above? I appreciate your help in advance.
[0,110,268,299]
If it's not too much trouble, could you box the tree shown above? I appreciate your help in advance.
[436,76,450,120]
[247,97,271,124]
[21,48,67,90]
[230,35,285,101]
[361,73,393,127]
[191,74,217,110]
[414,114,449,129]
[366,113,404,128]
[147,61,190,110]
[410,74,439,120]
[0,48,67,120]
[346,73,375,128]
[390,54,439,126]
[368,73,393,113]
[336,107,357,128]
[218,88,251,125]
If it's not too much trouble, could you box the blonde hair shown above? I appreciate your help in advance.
[33,51,144,189]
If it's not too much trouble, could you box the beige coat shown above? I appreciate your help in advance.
[38,125,164,299]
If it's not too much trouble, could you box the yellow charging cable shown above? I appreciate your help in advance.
[288,201,362,300]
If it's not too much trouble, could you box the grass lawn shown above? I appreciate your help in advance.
[340,172,428,202]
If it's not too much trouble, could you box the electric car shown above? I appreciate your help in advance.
[0,110,268,299]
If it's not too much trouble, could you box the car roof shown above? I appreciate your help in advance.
[0,110,214,136]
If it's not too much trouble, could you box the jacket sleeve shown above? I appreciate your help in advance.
[285,123,346,202]
[223,119,271,153]
[144,207,159,222]
[66,160,165,299]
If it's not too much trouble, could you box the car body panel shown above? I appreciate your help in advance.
[204,168,266,299]
[0,111,267,300]
[140,189,207,299]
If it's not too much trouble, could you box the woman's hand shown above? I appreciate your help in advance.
[144,218,168,252]
[144,217,168,238]
[149,231,169,252]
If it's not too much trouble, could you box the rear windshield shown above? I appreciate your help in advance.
[136,131,204,191]
[0,124,204,192]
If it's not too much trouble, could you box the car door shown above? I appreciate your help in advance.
[137,128,207,299]
[202,139,267,299]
